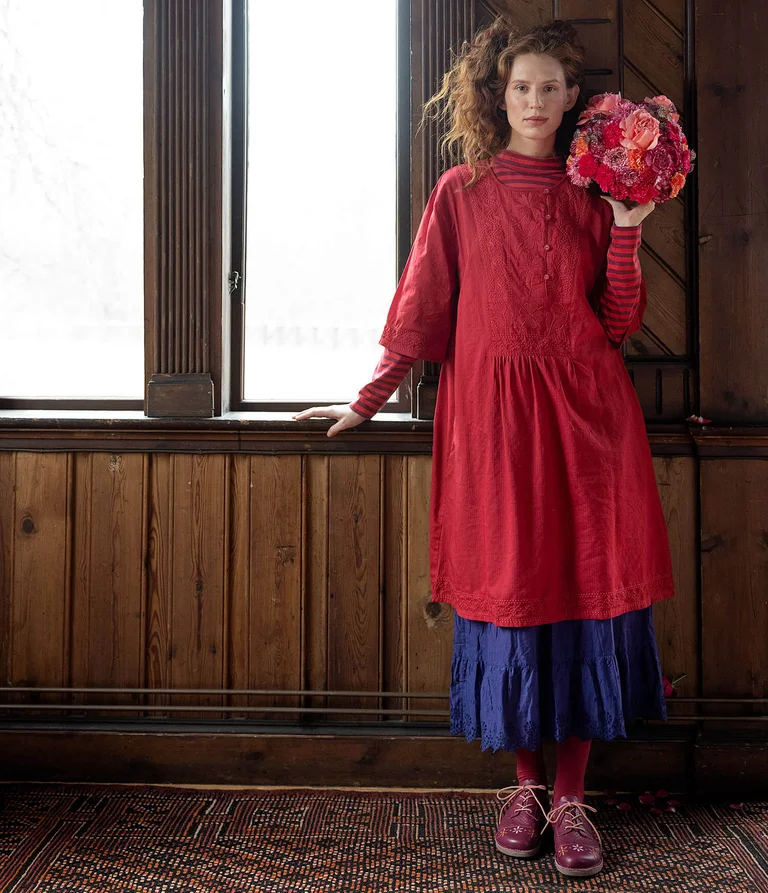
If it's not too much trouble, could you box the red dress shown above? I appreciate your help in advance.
[376,151,676,627]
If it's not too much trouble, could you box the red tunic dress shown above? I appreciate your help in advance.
[376,151,676,627]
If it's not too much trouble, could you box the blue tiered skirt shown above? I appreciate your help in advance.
[449,606,668,753]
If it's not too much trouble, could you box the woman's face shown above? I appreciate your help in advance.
[500,53,579,151]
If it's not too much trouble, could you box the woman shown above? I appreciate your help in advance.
[292,17,675,879]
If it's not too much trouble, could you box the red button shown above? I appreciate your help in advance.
[544,188,551,194]
[545,214,552,221]
[544,274,550,280]
[544,245,551,251]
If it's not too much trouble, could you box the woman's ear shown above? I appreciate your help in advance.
[565,83,580,112]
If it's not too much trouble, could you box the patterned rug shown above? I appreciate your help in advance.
[0,783,767,892]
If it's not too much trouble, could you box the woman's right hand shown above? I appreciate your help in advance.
[291,404,367,437]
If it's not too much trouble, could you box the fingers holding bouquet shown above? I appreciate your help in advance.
[600,195,656,227]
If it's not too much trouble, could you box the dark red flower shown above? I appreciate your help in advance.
[602,122,623,149]
[578,153,599,177]
[594,164,615,191]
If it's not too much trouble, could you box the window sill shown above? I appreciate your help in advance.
[0,411,755,457]
[0,410,435,454]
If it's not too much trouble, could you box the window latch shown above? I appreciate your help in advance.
[229,271,241,296]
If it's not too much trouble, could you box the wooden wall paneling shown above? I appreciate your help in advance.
[382,456,407,723]
[636,247,687,355]
[0,453,14,713]
[228,454,250,717]
[652,457,699,720]
[629,363,693,421]
[632,197,686,282]
[326,456,382,718]
[483,0,551,32]
[697,1,768,422]
[700,460,768,731]
[167,454,227,719]
[304,455,330,716]
[406,456,452,719]
[10,454,72,714]
[243,455,302,722]
[557,1,620,96]
[653,0,684,34]
[146,454,171,717]
[71,454,148,716]
[623,0,684,112]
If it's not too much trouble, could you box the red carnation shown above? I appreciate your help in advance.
[602,122,623,149]
[594,164,615,192]
[577,153,599,178]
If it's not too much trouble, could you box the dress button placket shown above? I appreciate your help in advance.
[544,191,551,283]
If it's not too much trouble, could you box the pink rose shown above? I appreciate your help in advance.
[620,108,660,151]
[577,92,622,125]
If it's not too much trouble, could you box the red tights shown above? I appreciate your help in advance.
[515,735,592,802]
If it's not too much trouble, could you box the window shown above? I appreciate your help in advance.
[231,0,411,413]
[0,0,144,408]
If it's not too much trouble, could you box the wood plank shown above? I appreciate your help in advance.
[623,0,684,111]
[10,453,72,711]
[697,0,768,421]
[652,457,698,720]
[327,456,382,715]
[146,453,173,716]
[406,456,453,718]
[483,0,552,32]
[71,453,147,714]
[168,454,227,717]
[0,453,15,713]
[631,246,687,356]
[305,455,330,713]
[0,730,696,794]
[558,1,620,95]
[700,460,768,732]
[247,455,303,721]
[382,456,407,722]
[228,454,251,716]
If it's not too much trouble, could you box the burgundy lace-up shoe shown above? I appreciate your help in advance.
[494,781,549,857]
[545,794,603,877]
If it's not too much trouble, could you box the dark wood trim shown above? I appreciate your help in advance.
[1,725,764,794]
[6,415,767,456]
[144,0,231,418]
[0,727,692,791]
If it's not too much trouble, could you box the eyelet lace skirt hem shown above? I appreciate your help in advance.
[448,605,668,753]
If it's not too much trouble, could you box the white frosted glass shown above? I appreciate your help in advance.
[0,0,144,399]
[243,0,398,404]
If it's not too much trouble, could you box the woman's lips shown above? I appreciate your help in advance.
[524,117,548,126]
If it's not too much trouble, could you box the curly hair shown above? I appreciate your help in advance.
[421,17,588,188]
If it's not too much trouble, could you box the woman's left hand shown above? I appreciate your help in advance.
[600,195,656,227]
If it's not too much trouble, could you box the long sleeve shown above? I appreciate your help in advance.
[349,348,416,419]
[378,170,460,363]
[594,222,646,347]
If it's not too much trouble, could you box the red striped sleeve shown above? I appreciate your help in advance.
[349,348,416,419]
[597,223,644,346]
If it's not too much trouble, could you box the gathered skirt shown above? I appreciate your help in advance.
[449,605,668,753]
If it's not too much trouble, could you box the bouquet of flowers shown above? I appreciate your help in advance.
[566,92,695,205]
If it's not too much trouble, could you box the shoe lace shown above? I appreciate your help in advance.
[544,799,602,847]
[495,783,549,828]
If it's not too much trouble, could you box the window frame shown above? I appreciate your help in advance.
[228,0,417,416]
